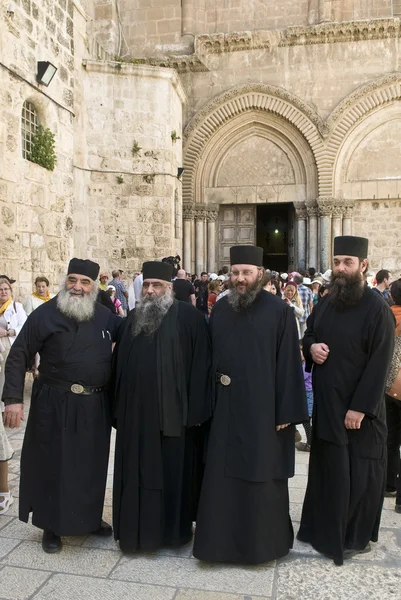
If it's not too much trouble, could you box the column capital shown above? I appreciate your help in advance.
[205,204,219,222]
[194,204,208,221]
[317,196,335,217]
[183,203,195,220]
[306,201,319,217]
[294,202,307,220]
[343,200,356,218]
[331,202,345,217]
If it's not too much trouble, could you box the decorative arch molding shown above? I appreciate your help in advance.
[182,84,325,205]
[322,73,401,196]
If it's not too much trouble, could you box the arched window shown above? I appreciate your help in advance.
[21,101,39,160]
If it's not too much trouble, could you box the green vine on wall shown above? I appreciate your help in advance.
[29,126,56,171]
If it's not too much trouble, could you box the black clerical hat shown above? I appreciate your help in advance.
[142,261,173,282]
[333,236,368,259]
[230,245,263,267]
[67,258,100,280]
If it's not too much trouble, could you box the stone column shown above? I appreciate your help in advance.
[182,204,194,273]
[294,202,307,271]
[206,205,219,274]
[318,197,334,272]
[342,201,356,236]
[194,205,207,277]
[306,202,319,270]
[331,203,344,242]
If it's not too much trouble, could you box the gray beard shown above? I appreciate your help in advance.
[227,281,262,312]
[132,290,174,338]
[57,280,98,322]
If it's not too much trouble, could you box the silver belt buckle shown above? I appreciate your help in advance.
[220,374,231,386]
[71,383,84,394]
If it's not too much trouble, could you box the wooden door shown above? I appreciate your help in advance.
[218,205,256,269]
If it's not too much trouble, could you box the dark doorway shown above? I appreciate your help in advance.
[256,203,293,271]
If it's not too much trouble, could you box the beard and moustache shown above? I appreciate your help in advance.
[132,288,174,337]
[227,278,263,312]
[327,269,365,310]
[57,278,98,322]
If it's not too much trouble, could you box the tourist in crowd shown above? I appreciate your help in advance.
[207,279,222,315]
[262,270,272,292]
[270,279,281,296]
[311,277,322,306]
[194,272,209,315]
[2,259,119,553]
[193,245,307,564]
[107,285,124,316]
[109,269,128,315]
[99,273,109,292]
[24,276,54,315]
[0,275,26,515]
[384,278,401,513]
[172,269,196,305]
[293,273,313,336]
[298,236,394,565]
[373,269,393,305]
[318,284,329,301]
[128,273,139,312]
[283,281,304,339]
[133,270,143,308]
[112,260,211,552]
[296,348,313,453]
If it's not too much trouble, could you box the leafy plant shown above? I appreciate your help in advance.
[116,175,124,184]
[171,130,181,143]
[29,126,56,171]
[132,141,142,156]
[143,174,155,184]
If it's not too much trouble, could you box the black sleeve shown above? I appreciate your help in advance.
[186,311,212,427]
[302,303,318,372]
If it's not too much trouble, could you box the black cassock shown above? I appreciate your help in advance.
[112,300,211,552]
[2,298,118,535]
[298,288,395,565]
[193,290,308,564]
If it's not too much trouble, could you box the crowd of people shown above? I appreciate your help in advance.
[0,238,400,570]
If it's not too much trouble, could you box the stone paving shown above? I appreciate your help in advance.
[1,388,400,600]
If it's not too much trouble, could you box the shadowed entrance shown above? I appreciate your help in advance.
[257,204,294,271]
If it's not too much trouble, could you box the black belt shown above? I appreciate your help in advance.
[216,372,231,386]
[38,374,106,395]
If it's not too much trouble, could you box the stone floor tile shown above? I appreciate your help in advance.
[288,488,305,503]
[0,566,50,600]
[175,590,270,600]
[352,531,401,564]
[380,508,401,529]
[288,475,308,489]
[0,518,86,546]
[111,555,275,595]
[289,502,303,522]
[33,574,176,600]
[276,557,401,600]
[2,541,120,577]
[0,537,21,559]
[103,488,113,506]
[294,462,309,475]
[81,534,120,551]
[0,516,15,531]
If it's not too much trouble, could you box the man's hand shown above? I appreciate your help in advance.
[3,404,24,429]
[344,410,365,430]
[310,343,330,365]
[276,423,290,431]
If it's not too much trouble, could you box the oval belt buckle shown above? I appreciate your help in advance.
[220,374,231,386]
[71,383,84,394]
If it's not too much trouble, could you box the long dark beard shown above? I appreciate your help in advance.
[132,290,173,337]
[327,270,365,310]
[227,279,262,312]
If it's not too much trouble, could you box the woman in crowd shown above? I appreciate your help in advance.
[207,279,222,315]
[107,285,125,317]
[0,276,27,514]
[283,281,304,339]
[24,276,54,315]
[385,278,401,513]
[311,278,322,307]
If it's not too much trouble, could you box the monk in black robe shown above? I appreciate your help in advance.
[3,259,119,553]
[112,260,211,553]
[298,236,395,566]
[193,245,308,565]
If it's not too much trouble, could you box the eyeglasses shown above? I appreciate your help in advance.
[0,287,11,292]
[230,270,258,278]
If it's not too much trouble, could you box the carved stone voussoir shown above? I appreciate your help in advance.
[195,19,401,55]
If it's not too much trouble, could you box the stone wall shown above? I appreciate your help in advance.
[0,0,76,298]
[73,61,185,275]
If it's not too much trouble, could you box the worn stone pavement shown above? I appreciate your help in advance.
[1,385,400,600]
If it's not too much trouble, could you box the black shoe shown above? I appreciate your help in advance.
[384,490,397,498]
[295,429,302,443]
[42,530,62,554]
[91,519,113,537]
[395,504,401,514]
[295,441,311,452]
